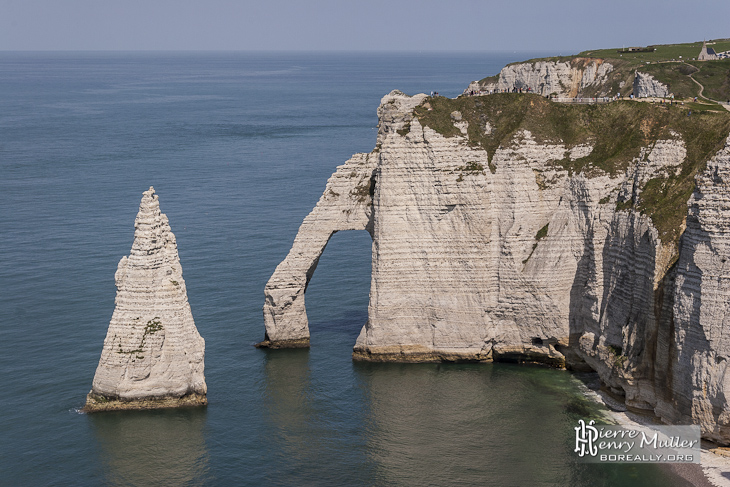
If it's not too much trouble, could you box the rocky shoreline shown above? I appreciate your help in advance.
[578,376,730,487]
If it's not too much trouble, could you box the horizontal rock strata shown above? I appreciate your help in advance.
[661,138,730,443]
[264,89,730,443]
[84,187,206,412]
[260,152,378,348]
[465,58,614,97]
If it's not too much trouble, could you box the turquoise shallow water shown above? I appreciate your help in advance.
[0,51,692,486]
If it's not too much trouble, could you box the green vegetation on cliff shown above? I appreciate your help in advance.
[414,93,730,246]
[579,40,730,65]
[512,41,730,67]
[692,59,730,101]
[637,59,730,102]
[486,39,730,103]
[638,62,701,98]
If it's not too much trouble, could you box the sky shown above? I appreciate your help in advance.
[1,0,728,53]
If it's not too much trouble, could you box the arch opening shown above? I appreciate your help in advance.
[305,229,372,345]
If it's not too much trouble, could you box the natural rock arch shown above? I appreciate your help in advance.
[259,153,377,348]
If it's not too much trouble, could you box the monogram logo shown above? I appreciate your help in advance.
[574,419,598,457]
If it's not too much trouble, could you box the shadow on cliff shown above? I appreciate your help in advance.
[567,211,665,398]
[662,202,716,423]
[567,206,714,418]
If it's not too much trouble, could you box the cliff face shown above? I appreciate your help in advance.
[633,71,670,98]
[85,187,206,412]
[465,58,616,97]
[263,90,730,442]
[663,141,730,443]
[467,58,675,100]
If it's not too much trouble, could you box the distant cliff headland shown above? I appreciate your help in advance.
[262,39,730,444]
[465,39,730,104]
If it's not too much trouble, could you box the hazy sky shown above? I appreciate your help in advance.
[1,0,728,53]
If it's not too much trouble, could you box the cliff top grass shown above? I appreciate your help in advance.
[638,62,702,98]
[579,39,730,65]
[510,39,730,68]
[487,39,730,102]
[690,58,730,101]
[413,93,730,246]
[638,59,730,102]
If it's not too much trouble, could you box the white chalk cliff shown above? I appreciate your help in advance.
[260,151,378,347]
[633,71,670,98]
[85,187,206,412]
[465,58,615,97]
[263,89,730,443]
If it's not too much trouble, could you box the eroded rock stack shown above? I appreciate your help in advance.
[84,187,206,412]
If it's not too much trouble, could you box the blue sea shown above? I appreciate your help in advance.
[0,51,695,486]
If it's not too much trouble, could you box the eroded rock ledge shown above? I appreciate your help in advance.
[83,392,207,413]
[84,187,206,412]
[263,89,730,443]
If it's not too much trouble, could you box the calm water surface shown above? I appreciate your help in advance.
[0,52,691,486]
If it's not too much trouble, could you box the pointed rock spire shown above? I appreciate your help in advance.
[84,187,206,412]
